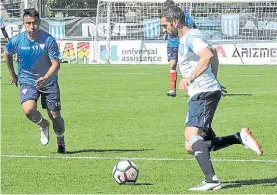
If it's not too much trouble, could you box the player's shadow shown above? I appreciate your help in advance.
[66,148,154,154]
[183,93,252,98]
[224,93,252,96]
[131,183,153,186]
[222,177,277,189]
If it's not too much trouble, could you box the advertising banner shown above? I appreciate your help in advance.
[56,41,277,65]
[215,43,277,65]
[57,41,94,64]
[97,40,168,64]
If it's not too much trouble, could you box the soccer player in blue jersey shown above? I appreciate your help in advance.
[4,8,66,153]
[162,0,226,97]
[161,6,263,191]
[162,0,197,97]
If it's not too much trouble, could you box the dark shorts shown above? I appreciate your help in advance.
[20,81,61,111]
[167,47,178,61]
[185,90,221,140]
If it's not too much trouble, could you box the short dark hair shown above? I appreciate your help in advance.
[161,6,186,26]
[23,8,40,19]
[164,0,175,7]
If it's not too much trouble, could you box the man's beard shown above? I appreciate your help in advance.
[169,28,178,36]
[172,28,178,34]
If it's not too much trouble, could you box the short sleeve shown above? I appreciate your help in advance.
[47,37,60,60]
[5,37,17,54]
[186,35,209,55]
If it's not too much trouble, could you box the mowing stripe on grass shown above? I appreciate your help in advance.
[1,154,277,163]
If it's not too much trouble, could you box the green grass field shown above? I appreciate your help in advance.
[1,64,277,194]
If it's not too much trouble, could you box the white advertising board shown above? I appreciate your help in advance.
[97,40,168,64]
[215,43,277,65]
[56,40,277,65]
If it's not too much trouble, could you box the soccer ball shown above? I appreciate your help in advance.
[112,160,139,185]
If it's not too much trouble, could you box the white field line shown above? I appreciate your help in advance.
[1,69,274,77]
[1,154,277,163]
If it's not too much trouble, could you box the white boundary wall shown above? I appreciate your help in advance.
[57,40,277,65]
[214,43,277,65]
[101,0,275,3]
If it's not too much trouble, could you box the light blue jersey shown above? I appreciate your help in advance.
[6,30,60,85]
[167,13,195,48]
[178,29,221,98]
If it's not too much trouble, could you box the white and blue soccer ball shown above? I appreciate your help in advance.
[112,160,139,185]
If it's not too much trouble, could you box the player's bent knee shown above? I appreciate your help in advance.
[189,135,204,146]
[23,106,37,117]
[184,127,201,141]
[23,108,35,116]
[22,104,36,116]
[25,110,42,124]
[184,143,193,153]
[184,131,196,142]
[49,111,60,119]
[184,135,204,154]
[184,132,194,153]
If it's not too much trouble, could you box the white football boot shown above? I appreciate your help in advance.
[188,181,221,191]
[40,125,50,145]
[188,175,221,191]
[166,89,176,97]
[240,128,263,155]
